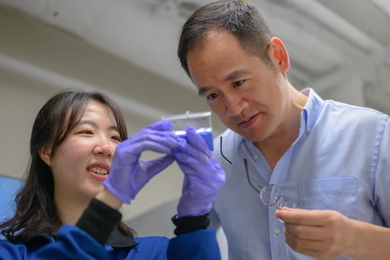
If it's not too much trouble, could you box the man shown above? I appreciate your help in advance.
[177,0,390,259]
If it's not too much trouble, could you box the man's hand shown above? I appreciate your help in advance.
[276,208,358,260]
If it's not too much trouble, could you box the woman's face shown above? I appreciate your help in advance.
[41,100,121,204]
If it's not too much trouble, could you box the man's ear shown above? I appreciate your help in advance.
[268,37,290,74]
[39,145,52,166]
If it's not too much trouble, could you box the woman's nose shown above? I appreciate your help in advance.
[93,140,113,157]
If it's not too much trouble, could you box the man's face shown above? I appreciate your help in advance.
[187,30,290,143]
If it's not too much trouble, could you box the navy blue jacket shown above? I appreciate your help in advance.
[0,226,219,259]
[0,199,220,259]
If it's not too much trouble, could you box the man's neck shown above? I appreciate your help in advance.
[253,87,307,170]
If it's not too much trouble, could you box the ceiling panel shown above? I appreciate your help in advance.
[1,0,389,114]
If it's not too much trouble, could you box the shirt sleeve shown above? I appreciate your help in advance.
[168,213,221,260]
[167,229,221,260]
[0,198,121,260]
[375,115,390,225]
[75,198,122,244]
[0,226,108,260]
[0,240,29,260]
[33,198,121,259]
[171,213,210,235]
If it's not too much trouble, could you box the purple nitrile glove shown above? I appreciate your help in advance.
[172,127,225,217]
[103,120,178,204]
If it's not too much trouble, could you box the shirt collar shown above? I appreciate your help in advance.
[106,226,137,249]
[300,88,325,135]
[237,88,325,147]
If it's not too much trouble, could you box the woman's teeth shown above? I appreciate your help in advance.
[90,167,108,175]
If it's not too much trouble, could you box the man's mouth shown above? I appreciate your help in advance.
[237,114,258,129]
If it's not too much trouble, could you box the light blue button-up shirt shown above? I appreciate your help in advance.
[211,88,390,260]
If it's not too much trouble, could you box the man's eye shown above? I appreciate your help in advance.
[234,80,245,87]
[207,93,220,100]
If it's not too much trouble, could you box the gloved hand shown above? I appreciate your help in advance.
[172,127,225,217]
[103,120,178,204]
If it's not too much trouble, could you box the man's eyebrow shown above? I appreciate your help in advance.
[198,70,251,97]
[198,87,212,97]
[224,69,251,82]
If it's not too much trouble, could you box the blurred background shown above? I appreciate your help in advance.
[1,0,389,258]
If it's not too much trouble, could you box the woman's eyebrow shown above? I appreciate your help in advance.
[78,120,118,131]
[78,120,98,128]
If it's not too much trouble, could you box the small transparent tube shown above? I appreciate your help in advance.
[162,111,213,151]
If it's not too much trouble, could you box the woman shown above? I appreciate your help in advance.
[0,90,224,259]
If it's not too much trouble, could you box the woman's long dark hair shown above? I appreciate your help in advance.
[0,90,136,243]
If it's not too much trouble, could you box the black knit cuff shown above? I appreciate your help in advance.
[171,213,210,236]
[76,198,122,244]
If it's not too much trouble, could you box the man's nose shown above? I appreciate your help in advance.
[224,94,247,117]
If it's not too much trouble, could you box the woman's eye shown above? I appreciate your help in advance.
[207,92,220,100]
[111,136,121,142]
[80,130,93,135]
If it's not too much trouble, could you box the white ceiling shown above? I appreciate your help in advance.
[1,0,390,114]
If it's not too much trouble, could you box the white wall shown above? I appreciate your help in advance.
[321,77,365,107]
[0,80,47,178]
